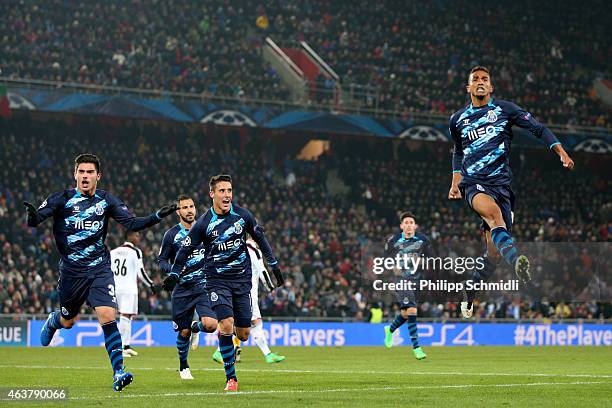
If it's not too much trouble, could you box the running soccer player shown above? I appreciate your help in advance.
[210,238,285,364]
[383,211,430,360]
[448,66,575,318]
[110,230,155,357]
[166,174,284,391]
[158,194,218,380]
[23,154,176,391]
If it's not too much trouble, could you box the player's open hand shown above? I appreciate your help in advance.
[448,185,462,200]
[157,203,178,218]
[162,272,179,291]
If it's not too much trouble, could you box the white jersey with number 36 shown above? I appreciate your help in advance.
[110,242,152,295]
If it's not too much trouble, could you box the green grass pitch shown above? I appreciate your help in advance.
[1,346,611,407]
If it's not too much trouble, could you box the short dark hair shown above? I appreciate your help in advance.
[74,153,101,173]
[176,194,193,205]
[399,211,416,223]
[125,230,139,241]
[209,174,232,191]
[469,66,490,81]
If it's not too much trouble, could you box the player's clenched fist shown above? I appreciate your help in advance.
[448,185,462,200]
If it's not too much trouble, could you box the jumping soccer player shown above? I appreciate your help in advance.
[383,211,431,360]
[24,154,176,391]
[110,230,155,358]
[158,194,218,380]
[211,238,285,364]
[166,174,284,391]
[448,66,575,318]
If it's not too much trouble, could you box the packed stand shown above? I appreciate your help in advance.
[0,0,610,128]
[0,117,610,321]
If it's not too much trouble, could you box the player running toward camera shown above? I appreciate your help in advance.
[110,231,156,358]
[448,66,575,319]
[383,211,432,360]
[167,175,284,392]
[211,238,286,364]
[24,154,176,392]
[158,195,218,380]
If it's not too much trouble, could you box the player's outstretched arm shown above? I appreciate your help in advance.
[508,102,574,170]
[23,193,62,227]
[108,193,177,232]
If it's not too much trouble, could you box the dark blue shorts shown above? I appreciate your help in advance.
[171,291,215,332]
[461,183,515,232]
[394,278,418,309]
[58,267,116,319]
[207,279,252,328]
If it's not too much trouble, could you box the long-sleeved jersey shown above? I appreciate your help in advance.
[384,231,433,280]
[450,98,560,186]
[28,188,161,277]
[170,203,277,282]
[157,223,207,297]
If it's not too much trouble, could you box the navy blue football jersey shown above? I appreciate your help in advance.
[450,98,560,186]
[29,188,161,276]
[170,203,277,282]
[158,223,207,295]
[384,232,432,279]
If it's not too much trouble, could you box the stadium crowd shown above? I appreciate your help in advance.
[0,116,610,321]
[0,0,609,128]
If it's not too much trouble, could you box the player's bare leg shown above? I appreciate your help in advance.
[471,193,530,282]
[251,318,286,363]
[96,306,133,391]
[119,313,137,357]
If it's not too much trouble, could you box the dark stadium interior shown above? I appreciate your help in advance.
[1,0,610,127]
[1,114,610,320]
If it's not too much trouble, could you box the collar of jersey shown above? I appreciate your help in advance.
[73,188,101,199]
[209,203,239,220]
[468,98,495,112]
[122,242,135,248]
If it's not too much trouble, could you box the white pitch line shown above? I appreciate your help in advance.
[1,364,612,379]
[63,381,611,401]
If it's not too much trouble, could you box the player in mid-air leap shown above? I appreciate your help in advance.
[24,154,176,391]
[448,66,574,319]
[166,174,284,391]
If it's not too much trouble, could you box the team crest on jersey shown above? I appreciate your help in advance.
[210,292,219,302]
[486,110,498,123]
[234,221,243,235]
[172,321,178,330]
[61,307,69,316]
[95,204,104,215]
[476,184,485,192]
[39,200,47,209]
